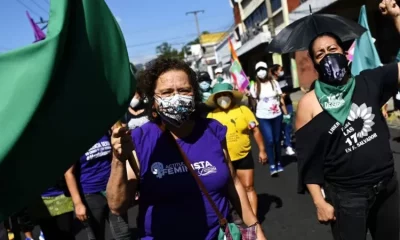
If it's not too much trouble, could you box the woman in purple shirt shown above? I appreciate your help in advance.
[106,58,267,240]
[65,134,131,240]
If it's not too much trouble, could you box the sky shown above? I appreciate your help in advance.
[0,0,234,64]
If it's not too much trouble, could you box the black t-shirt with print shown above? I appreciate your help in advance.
[297,63,398,192]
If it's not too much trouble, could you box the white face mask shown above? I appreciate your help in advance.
[217,96,232,109]
[130,97,140,108]
[279,71,284,77]
[257,70,267,79]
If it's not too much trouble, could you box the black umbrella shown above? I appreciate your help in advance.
[267,9,366,54]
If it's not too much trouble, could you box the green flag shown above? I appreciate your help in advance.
[0,0,134,220]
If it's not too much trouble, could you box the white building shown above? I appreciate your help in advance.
[185,32,228,79]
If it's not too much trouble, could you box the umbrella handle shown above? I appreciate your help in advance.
[309,5,312,14]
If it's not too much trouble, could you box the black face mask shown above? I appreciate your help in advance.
[316,53,349,85]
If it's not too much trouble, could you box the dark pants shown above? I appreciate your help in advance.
[40,212,75,240]
[0,222,7,240]
[257,116,283,166]
[78,193,131,240]
[324,174,400,240]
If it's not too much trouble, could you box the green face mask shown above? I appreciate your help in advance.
[314,78,356,125]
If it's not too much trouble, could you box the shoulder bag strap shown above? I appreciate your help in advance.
[170,133,228,227]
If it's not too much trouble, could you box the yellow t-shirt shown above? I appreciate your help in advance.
[207,106,258,161]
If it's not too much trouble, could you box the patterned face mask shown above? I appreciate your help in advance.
[155,94,195,127]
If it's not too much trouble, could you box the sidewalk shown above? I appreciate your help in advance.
[291,91,400,128]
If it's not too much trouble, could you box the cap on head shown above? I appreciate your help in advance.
[255,61,268,71]
[197,71,212,83]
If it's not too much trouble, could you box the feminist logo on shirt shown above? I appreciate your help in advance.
[328,103,378,154]
[150,161,217,179]
[84,141,112,161]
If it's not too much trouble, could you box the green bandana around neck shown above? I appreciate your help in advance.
[314,78,356,125]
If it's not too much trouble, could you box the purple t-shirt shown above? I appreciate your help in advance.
[77,135,112,194]
[41,186,64,197]
[132,119,230,240]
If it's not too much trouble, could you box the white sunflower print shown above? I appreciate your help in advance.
[347,103,375,138]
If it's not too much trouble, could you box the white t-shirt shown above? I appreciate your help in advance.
[251,80,282,119]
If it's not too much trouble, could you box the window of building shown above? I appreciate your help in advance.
[274,12,284,27]
[271,0,282,13]
[244,3,268,30]
[241,0,252,10]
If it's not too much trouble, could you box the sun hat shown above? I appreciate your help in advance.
[255,61,268,71]
[205,82,243,108]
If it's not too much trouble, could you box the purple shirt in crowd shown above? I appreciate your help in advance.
[132,118,230,240]
[41,185,64,197]
[78,135,112,194]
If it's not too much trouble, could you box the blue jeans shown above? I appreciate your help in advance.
[258,115,282,166]
[282,105,293,148]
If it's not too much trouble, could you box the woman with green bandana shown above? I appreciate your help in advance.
[296,1,400,239]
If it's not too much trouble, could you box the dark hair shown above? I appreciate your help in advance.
[270,64,281,77]
[308,32,345,63]
[137,57,202,122]
[197,71,212,83]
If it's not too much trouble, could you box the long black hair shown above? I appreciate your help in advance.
[270,64,281,79]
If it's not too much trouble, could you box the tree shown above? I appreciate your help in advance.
[156,42,184,60]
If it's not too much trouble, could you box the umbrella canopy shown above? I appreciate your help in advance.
[267,13,366,54]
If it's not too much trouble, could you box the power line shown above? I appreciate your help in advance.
[124,14,229,36]
[29,0,48,13]
[126,34,198,48]
[126,24,232,49]
[16,0,41,17]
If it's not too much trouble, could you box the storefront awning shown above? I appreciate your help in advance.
[289,0,339,22]
[237,32,271,57]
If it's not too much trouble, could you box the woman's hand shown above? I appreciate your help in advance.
[382,110,389,119]
[256,224,267,240]
[258,150,268,165]
[111,127,134,162]
[380,0,400,17]
[315,200,336,223]
[74,202,88,222]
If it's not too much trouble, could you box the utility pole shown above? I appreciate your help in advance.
[186,10,205,45]
[265,0,275,37]
[186,10,205,72]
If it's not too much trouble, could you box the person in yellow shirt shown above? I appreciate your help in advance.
[206,82,267,215]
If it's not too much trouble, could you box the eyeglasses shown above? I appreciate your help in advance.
[154,88,193,98]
